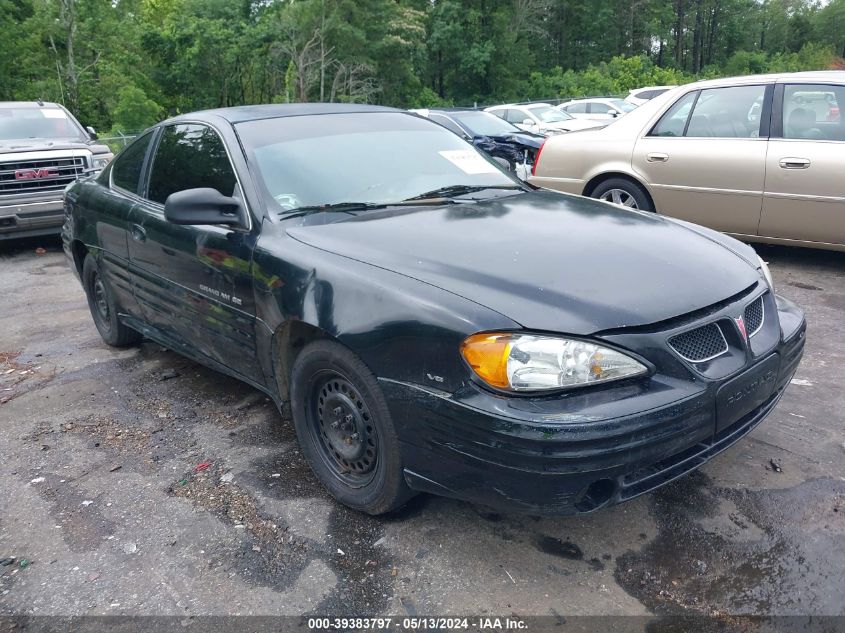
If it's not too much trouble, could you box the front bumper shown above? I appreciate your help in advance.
[382,295,805,515]
[0,196,65,239]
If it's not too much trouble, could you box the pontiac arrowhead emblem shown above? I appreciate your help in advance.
[735,315,748,342]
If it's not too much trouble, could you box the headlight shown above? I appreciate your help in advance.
[92,154,113,170]
[757,255,774,291]
[460,332,648,392]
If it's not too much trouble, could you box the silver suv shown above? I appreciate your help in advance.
[0,101,113,240]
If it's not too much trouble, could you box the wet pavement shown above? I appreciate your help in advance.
[0,237,843,623]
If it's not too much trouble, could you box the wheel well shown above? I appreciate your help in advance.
[272,320,328,402]
[583,172,656,210]
[71,240,88,277]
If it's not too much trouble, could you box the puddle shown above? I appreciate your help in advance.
[615,473,845,615]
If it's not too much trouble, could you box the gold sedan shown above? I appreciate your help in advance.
[530,71,845,252]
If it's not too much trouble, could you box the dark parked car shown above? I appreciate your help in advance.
[412,108,544,175]
[63,104,805,515]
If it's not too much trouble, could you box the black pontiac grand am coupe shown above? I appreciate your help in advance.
[63,104,805,515]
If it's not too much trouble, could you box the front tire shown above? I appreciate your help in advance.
[82,254,141,347]
[591,178,653,211]
[290,340,413,514]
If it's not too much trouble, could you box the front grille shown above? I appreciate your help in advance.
[668,322,728,363]
[0,156,86,195]
[744,295,765,337]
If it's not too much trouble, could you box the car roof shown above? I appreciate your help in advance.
[425,108,485,114]
[685,70,845,90]
[561,97,618,104]
[629,86,675,93]
[486,103,550,110]
[164,103,401,125]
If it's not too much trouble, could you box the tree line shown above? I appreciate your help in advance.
[1,0,843,135]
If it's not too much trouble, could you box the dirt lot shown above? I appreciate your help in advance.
[1,236,844,625]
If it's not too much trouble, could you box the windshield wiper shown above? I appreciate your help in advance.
[283,201,389,217]
[402,184,524,202]
[283,195,469,218]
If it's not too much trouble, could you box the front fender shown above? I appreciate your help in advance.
[252,223,519,399]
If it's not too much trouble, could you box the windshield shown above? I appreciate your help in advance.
[526,105,571,123]
[237,112,518,212]
[0,106,86,141]
[450,111,521,136]
[608,99,637,113]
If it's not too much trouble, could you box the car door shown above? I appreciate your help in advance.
[86,130,156,316]
[632,84,772,236]
[759,82,845,246]
[127,122,263,383]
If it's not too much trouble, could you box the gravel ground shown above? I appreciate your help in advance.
[0,237,843,627]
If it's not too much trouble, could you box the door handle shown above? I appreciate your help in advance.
[130,224,146,242]
[647,152,669,163]
[779,157,810,169]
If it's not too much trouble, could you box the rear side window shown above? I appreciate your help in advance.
[782,84,845,141]
[147,124,237,204]
[564,102,587,114]
[111,131,154,194]
[504,109,527,124]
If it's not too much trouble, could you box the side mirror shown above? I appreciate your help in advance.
[86,125,98,140]
[522,118,536,127]
[164,188,247,229]
[607,109,619,117]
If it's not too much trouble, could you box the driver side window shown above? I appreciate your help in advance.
[146,124,237,204]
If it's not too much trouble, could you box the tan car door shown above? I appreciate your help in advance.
[632,84,771,236]
[759,83,845,246]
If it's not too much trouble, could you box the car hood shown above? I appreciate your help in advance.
[474,132,544,149]
[0,139,106,154]
[286,190,761,335]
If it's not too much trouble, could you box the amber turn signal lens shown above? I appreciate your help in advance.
[460,332,513,389]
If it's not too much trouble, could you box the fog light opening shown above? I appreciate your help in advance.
[574,478,616,512]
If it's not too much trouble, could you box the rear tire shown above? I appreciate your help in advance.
[591,177,653,212]
[82,254,141,347]
[290,340,413,515]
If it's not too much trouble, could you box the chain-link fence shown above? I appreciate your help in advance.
[98,130,140,153]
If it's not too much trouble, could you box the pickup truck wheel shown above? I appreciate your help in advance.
[591,178,653,212]
[82,254,141,347]
[291,340,413,515]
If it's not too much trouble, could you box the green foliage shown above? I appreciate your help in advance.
[109,86,161,134]
[0,0,841,128]
[524,56,694,101]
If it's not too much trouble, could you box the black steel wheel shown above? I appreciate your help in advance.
[308,372,379,487]
[290,340,413,514]
[82,254,141,347]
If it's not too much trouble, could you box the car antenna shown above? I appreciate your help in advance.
[36,98,44,106]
